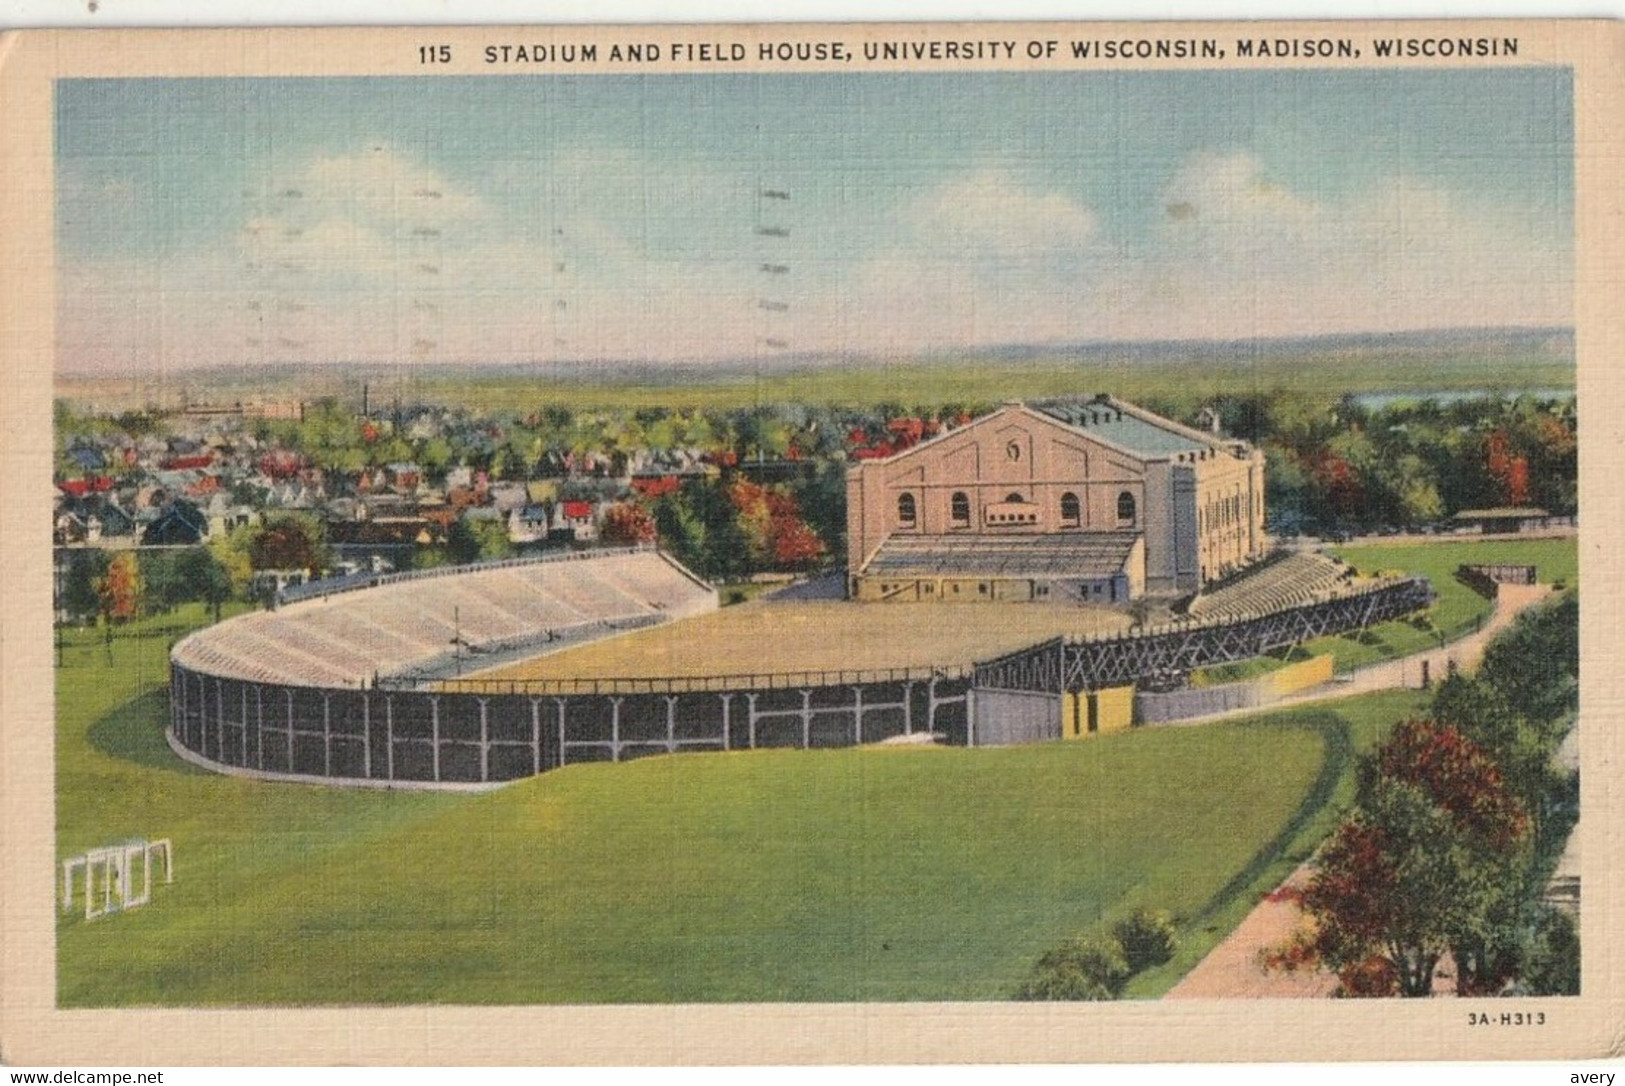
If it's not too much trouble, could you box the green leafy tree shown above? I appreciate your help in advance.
[446,518,514,565]
[60,549,110,622]
[208,522,257,601]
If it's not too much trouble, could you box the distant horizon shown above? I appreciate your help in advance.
[53,322,1576,382]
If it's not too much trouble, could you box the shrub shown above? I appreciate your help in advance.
[1113,908,1179,973]
[1015,937,1130,1001]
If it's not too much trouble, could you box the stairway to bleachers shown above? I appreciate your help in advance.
[172,550,718,689]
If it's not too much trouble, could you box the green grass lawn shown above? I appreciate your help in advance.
[1307,537,1578,672]
[1184,536,1577,684]
[55,604,1425,1006]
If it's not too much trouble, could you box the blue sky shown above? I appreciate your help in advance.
[56,69,1573,372]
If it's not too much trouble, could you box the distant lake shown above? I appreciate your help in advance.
[1351,387,1575,411]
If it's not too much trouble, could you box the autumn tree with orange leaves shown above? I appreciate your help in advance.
[94,551,145,625]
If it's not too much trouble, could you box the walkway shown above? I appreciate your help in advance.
[1164,583,1554,998]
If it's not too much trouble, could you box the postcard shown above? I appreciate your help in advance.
[0,18,1620,1065]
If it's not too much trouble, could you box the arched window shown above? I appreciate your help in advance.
[1006,492,1025,504]
[1060,492,1081,526]
[897,493,917,527]
[950,491,970,526]
[1117,491,1137,526]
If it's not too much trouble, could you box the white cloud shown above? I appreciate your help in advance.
[1107,151,1571,341]
[56,145,1571,373]
[902,168,1099,261]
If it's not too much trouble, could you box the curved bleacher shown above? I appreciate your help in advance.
[1186,552,1361,622]
[168,549,725,788]
[172,549,716,689]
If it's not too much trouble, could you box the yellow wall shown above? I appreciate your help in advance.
[1267,654,1335,697]
[1064,686,1135,739]
[1095,686,1135,734]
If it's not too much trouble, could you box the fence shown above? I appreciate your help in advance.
[975,576,1433,694]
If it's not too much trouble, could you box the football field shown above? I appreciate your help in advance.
[469,597,1133,682]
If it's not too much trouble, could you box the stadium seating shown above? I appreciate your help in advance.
[172,550,717,688]
[1186,552,1358,622]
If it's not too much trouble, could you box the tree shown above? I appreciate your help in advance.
[1366,718,1529,852]
[1478,594,1579,726]
[600,501,657,545]
[208,522,257,601]
[1428,673,1554,824]
[249,514,328,574]
[1282,716,1534,997]
[446,517,513,565]
[95,551,144,624]
[1291,780,1491,996]
[140,547,232,616]
[60,549,110,623]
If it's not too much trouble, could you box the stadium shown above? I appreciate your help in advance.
[167,543,1434,788]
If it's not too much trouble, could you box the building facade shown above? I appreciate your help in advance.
[846,396,1266,602]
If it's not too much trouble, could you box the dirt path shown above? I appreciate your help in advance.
[1164,584,1554,999]
[1164,865,1336,998]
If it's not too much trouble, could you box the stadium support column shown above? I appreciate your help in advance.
[610,697,623,762]
[966,687,978,747]
[213,677,226,763]
[385,695,395,779]
[720,694,732,750]
[746,693,758,748]
[362,693,372,779]
[323,692,333,776]
[529,698,542,775]
[555,699,567,769]
[430,695,442,782]
[800,689,812,749]
[853,685,864,745]
[903,680,914,735]
[478,698,490,782]
[665,696,678,753]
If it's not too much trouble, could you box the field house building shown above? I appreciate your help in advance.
[846,395,1267,603]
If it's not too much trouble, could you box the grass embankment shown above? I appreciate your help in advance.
[57,604,1422,1005]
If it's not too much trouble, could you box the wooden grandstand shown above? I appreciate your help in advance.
[1185,551,1357,621]
[170,548,718,689]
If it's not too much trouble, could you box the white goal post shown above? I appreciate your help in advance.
[60,838,174,921]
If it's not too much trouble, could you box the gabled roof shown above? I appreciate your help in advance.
[851,396,1240,469]
[1030,398,1215,458]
